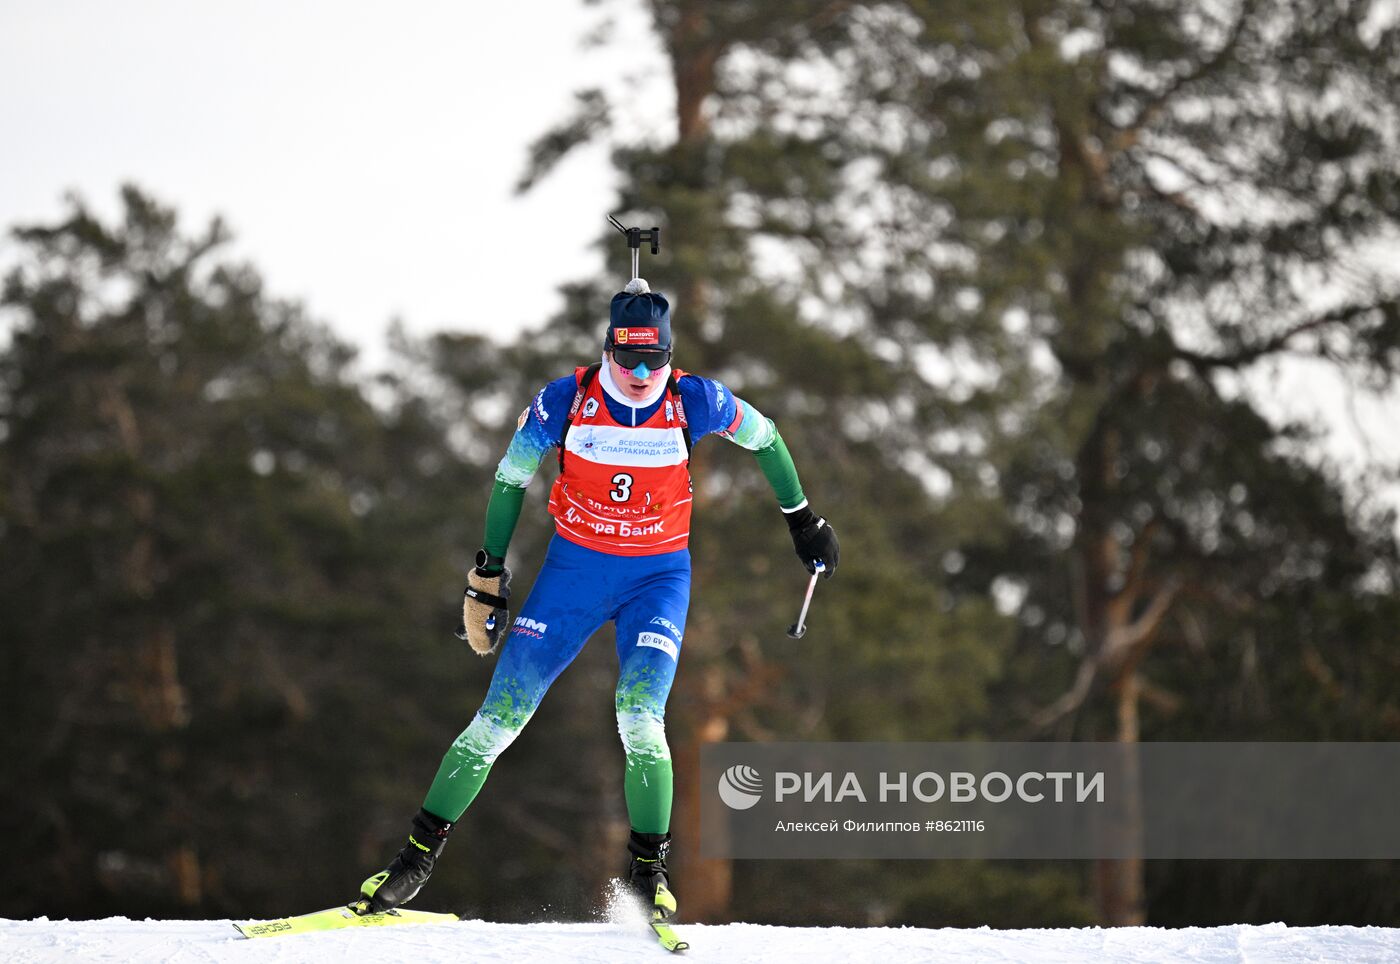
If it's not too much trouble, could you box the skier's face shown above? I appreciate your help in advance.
[608,350,668,401]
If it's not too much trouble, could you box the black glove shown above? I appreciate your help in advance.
[785,506,838,578]
[456,550,512,655]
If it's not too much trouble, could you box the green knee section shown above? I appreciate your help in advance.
[624,756,673,834]
[422,747,496,822]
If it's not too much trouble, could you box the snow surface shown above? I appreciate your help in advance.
[3,914,1400,964]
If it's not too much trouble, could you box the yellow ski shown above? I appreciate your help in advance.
[648,884,688,953]
[650,910,689,953]
[233,904,459,939]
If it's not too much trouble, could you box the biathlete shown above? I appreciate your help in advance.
[354,278,839,921]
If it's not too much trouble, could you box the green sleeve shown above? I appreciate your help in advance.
[752,427,807,511]
[482,480,527,559]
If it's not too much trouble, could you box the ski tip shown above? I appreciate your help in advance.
[650,917,689,953]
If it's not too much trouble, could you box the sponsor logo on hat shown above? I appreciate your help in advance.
[616,327,660,345]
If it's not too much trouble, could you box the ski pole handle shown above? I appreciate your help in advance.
[786,561,825,639]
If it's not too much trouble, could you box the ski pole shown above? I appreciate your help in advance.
[786,561,825,639]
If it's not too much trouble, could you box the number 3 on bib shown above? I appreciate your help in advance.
[610,473,633,502]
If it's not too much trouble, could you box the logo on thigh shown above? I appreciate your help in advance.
[648,616,684,641]
[636,631,679,661]
[513,616,548,639]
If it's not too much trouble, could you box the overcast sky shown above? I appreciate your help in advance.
[1,0,670,367]
[3,1,1396,508]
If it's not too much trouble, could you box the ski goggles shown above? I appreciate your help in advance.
[610,346,672,376]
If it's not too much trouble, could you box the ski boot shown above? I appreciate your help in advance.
[627,830,677,920]
[353,808,454,915]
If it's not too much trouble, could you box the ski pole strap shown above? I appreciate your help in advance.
[464,585,510,609]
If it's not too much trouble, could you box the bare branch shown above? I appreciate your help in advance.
[1137,678,1182,716]
[1111,0,1257,148]
[1175,302,1381,371]
[1104,574,1184,664]
[1029,657,1100,732]
[1032,571,1184,733]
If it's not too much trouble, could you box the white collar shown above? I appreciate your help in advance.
[599,354,671,409]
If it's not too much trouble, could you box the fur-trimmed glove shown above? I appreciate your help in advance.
[785,506,838,578]
[455,550,512,655]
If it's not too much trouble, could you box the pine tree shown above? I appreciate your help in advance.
[0,187,493,917]
[501,0,1037,924]
[710,0,1400,922]
[522,0,1400,924]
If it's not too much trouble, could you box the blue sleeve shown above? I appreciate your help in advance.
[494,375,578,487]
[677,374,775,450]
[677,374,735,439]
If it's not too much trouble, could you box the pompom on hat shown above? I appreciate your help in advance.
[606,277,672,352]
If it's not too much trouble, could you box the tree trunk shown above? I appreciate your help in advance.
[102,379,195,906]
[1074,427,1150,925]
[659,0,731,924]
[671,664,733,923]
[1093,671,1146,925]
[169,845,203,906]
[668,1,718,145]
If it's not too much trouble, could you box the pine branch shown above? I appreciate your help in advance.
[1111,0,1258,149]
[1174,302,1379,371]
[514,89,611,195]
